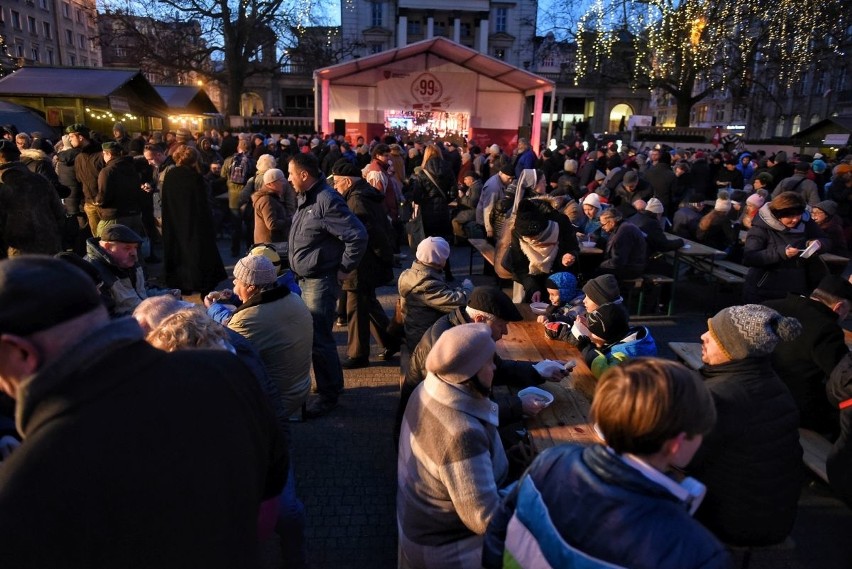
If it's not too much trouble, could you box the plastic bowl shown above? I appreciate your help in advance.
[518,386,555,408]
[529,302,549,314]
[581,241,596,248]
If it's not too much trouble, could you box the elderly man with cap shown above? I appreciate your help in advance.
[764,275,852,434]
[397,286,570,435]
[772,161,820,205]
[288,152,367,418]
[95,141,145,239]
[330,158,397,368]
[0,256,287,567]
[398,323,510,569]
[85,224,179,317]
[688,304,804,546]
[0,139,64,257]
[477,163,515,241]
[67,123,105,236]
[252,168,292,247]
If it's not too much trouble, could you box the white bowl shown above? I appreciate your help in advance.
[518,386,555,408]
[529,302,549,314]
[581,241,596,248]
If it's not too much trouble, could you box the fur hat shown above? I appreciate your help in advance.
[582,193,602,211]
[813,200,838,217]
[582,274,623,307]
[715,189,732,213]
[233,255,277,287]
[645,197,664,214]
[746,193,765,208]
[514,200,547,237]
[707,304,802,361]
[0,256,103,336]
[416,237,451,267]
[425,323,496,384]
[587,303,630,344]
[468,286,523,321]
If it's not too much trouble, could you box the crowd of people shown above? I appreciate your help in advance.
[0,120,851,568]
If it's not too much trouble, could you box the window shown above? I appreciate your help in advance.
[371,2,382,28]
[460,23,471,38]
[39,0,47,9]
[78,33,84,48]
[791,115,801,134]
[774,117,786,138]
[14,42,22,57]
[495,8,507,33]
[370,42,383,54]
[115,46,126,58]
[62,2,69,18]
[493,48,505,60]
[81,56,86,65]
[0,7,4,24]
[11,10,20,30]
[30,47,38,61]
[43,21,50,38]
[714,105,725,122]
[433,22,445,36]
[69,54,75,65]
[46,48,53,64]
[65,28,72,45]
[75,8,82,23]
[27,16,35,34]
[407,20,421,35]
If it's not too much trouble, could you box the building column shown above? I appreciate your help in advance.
[398,16,408,47]
[478,19,489,53]
[426,16,434,39]
[453,18,461,43]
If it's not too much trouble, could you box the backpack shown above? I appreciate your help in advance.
[228,154,250,185]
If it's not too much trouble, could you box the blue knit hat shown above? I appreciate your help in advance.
[545,272,578,304]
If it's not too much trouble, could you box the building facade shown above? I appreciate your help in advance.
[0,0,100,68]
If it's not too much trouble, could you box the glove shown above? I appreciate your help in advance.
[544,321,571,342]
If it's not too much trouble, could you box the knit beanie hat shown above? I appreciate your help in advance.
[812,159,827,174]
[514,199,547,237]
[425,323,496,384]
[746,193,765,208]
[545,272,579,304]
[587,303,630,344]
[564,159,578,173]
[715,189,732,213]
[594,170,606,182]
[814,200,838,217]
[707,304,802,361]
[416,236,451,267]
[233,255,277,287]
[583,193,602,211]
[582,274,623,307]
[645,197,664,214]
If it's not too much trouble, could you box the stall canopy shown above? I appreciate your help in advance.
[792,116,852,148]
[154,85,219,115]
[314,37,554,151]
[0,100,57,137]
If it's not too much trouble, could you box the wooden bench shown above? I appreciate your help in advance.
[799,428,832,484]
[679,256,747,286]
[467,238,495,275]
[668,342,704,370]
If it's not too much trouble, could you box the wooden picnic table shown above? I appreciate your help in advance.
[497,304,601,452]
[665,233,728,313]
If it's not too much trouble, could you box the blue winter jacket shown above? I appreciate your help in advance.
[584,326,657,378]
[288,180,367,279]
[482,444,731,569]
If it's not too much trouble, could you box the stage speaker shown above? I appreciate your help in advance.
[334,119,346,136]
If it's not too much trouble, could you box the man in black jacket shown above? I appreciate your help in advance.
[0,256,287,568]
[330,159,396,368]
[765,275,852,434]
[68,123,105,237]
[689,304,803,546]
[96,141,145,239]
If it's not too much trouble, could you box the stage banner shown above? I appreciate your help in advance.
[377,71,477,113]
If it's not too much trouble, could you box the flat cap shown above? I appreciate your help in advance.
[468,286,522,321]
[331,159,361,177]
[99,224,143,244]
[65,123,90,136]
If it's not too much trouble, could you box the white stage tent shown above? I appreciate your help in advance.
[313,37,554,152]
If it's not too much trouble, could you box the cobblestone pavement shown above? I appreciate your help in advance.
[197,241,852,569]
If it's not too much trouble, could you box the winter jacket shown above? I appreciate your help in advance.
[398,374,508,568]
[398,261,472,351]
[815,214,848,255]
[629,210,684,255]
[56,146,83,212]
[689,356,803,546]
[228,285,313,417]
[0,161,64,256]
[397,307,544,434]
[252,187,291,244]
[85,237,148,316]
[696,210,738,252]
[411,158,454,238]
[96,156,142,220]
[74,140,105,204]
[772,173,821,206]
[742,204,830,302]
[288,179,367,279]
[582,326,657,378]
[599,220,647,279]
[645,163,678,217]
[483,444,731,569]
[20,148,66,198]
[339,177,394,291]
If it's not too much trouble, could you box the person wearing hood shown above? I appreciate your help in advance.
[742,191,830,302]
[505,197,580,303]
[330,159,397,368]
[112,122,132,153]
[810,200,848,255]
[767,151,794,190]
[736,152,755,182]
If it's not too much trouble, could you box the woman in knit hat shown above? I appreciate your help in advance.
[397,236,473,351]
[689,304,803,546]
[397,323,509,569]
[742,191,830,302]
[810,200,848,255]
[504,198,580,302]
[738,190,767,230]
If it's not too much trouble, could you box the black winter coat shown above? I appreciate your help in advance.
[96,156,142,220]
[644,163,678,217]
[340,178,394,291]
[56,146,82,212]
[411,158,454,238]
[689,356,803,546]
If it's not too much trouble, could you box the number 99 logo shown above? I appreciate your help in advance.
[410,73,443,102]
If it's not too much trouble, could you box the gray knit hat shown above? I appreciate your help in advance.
[416,237,451,267]
[425,323,495,384]
[707,304,802,361]
[233,255,276,287]
[582,274,623,307]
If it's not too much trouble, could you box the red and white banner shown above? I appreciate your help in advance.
[377,71,477,113]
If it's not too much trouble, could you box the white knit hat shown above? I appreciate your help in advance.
[583,193,602,210]
[416,237,451,267]
[646,197,664,214]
